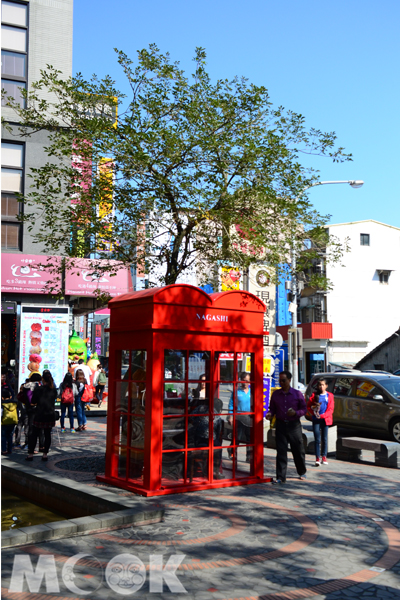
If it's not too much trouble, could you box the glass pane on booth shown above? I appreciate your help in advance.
[130,350,147,380]
[214,381,233,413]
[129,450,144,482]
[115,381,129,412]
[189,380,210,413]
[120,350,130,379]
[130,381,146,414]
[215,352,234,381]
[164,383,186,415]
[112,446,127,479]
[188,413,209,448]
[235,446,254,477]
[232,382,253,413]
[188,351,210,380]
[161,451,184,484]
[215,414,232,447]
[164,349,186,380]
[235,414,254,445]
[216,450,233,480]
[115,413,128,446]
[130,416,145,449]
[163,417,186,450]
[237,353,254,381]
[187,450,209,483]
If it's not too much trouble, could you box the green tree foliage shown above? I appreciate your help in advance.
[2,45,352,288]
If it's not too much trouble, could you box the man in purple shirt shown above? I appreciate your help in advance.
[266,371,307,484]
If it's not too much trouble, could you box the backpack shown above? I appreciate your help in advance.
[81,384,93,403]
[61,386,74,405]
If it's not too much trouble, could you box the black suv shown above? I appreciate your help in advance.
[306,372,400,442]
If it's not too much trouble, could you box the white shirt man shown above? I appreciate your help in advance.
[74,362,92,384]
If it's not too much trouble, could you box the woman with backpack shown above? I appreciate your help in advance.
[74,369,92,431]
[26,371,58,461]
[59,372,77,433]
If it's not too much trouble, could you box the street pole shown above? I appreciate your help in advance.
[289,179,364,388]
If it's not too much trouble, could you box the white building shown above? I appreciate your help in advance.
[325,220,400,367]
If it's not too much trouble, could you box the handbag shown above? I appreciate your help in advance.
[54,410,60,421]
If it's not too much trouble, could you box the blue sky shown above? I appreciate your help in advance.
[73,0,400,227]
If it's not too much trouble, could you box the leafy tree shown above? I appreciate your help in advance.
[2,45,352,290]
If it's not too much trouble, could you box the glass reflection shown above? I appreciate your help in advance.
[115,446,126,478]
[117,414,128,446]
[215,352,234,381]
[237,353,254,381]
[130,350,146,380]
[120,350,130,379]
[164,350,186,380]
[187,450,209,482]
[164,383,186,415]
[130,381,146,414]
[115,381,129,412]
[214,382,233,413]
[189,378,209,413]
[162,451,184,483]
[229,378,253,414]
[162,417,186,450]
[188,351,210,380]
[130,416,145,449]
[129,450,144,481]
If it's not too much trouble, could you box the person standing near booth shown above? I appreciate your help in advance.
[307,378,334,466]
[266,371,307,483]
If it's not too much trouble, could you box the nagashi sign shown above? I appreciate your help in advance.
[19,306,69,386]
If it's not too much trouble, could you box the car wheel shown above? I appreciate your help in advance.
[390,419,400,443]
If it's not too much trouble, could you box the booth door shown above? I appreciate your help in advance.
[161,350,255,487]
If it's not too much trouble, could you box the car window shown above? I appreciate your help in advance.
[333,377,354,396]
[379,379,400,399]
[353,379,380,399]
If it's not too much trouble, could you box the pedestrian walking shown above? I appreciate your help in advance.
[1,388,18,455]
[14,383,28,448]
[59,372,77,433]
[21,373,45,452]
[266,371,307,484]
[26,371,57,461]
[94,364,107,407]
[74,369,90,431]
[307,378,334,466]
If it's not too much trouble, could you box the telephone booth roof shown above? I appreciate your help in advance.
[108,284,266,334]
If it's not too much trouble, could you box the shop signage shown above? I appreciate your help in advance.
[1,254,61,294]
[19,305,69,386]
[65,258,133,297]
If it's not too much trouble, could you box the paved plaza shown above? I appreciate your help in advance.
[2,414,400,600]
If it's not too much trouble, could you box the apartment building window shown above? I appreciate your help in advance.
[1,0,28,108]
[1,141,23,250]
[360,233,370,246]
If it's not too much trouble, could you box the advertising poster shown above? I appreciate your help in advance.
[19,306,69,387]
[263,376,271,417]
[220,266,241,291]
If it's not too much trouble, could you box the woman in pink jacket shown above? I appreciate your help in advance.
[307,378,334,466]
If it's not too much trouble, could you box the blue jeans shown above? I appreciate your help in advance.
[2,425,15,453]
[61,403,74,429]
[75,399,87,427]
[312,418,329,458]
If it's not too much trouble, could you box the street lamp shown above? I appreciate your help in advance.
[289,179,364,389]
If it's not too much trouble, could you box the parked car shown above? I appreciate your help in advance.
[305,372,400,442]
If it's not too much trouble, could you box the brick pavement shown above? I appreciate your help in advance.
[2,417,400,599]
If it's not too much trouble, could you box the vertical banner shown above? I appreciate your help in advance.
[273,348,285,388]
[19,306,69,386]
[263,376,271,417]
[91,322,104,356]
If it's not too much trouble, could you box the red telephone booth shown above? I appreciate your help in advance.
[97,284,268,496]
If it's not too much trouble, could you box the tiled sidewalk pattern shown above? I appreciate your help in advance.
[2,417,400,599]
